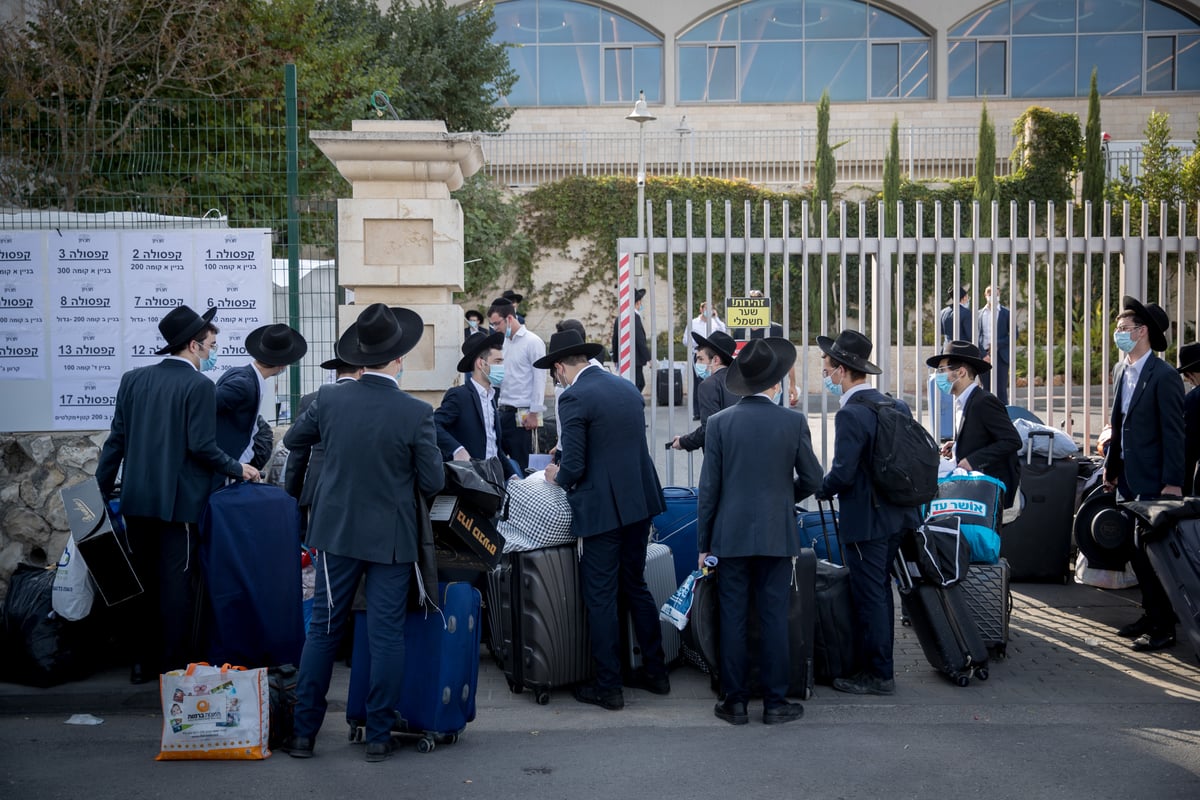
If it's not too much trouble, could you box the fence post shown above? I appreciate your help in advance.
[873,201,893,383]
[285,63,302,420]
[1119,201,1145,300]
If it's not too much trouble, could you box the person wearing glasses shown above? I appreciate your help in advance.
[1103,297,1184,653]
[488,297,547,472]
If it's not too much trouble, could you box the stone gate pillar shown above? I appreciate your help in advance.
[309,120,484,405]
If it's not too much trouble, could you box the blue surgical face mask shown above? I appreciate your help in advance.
[503,322,513,340]
[1113,330,1135,353]
[823,374,843,397]
[487,364,505,387]
[199,346,218,372]
[468,320,479,331]
[693,361,710,380]
[934,372,954,394]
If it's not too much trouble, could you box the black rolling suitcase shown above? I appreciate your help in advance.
[895,549,990,687]
[487,543,591,704]
[656,367,684,406]
[1124,499,1200,664]
[957,559,1012,658]
[812,502,857,684]
[1000,431,1076,583]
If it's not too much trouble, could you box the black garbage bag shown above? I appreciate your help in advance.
[1,563,98,687]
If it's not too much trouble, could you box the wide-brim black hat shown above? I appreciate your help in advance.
[691,330,736,365]
[336,303,424,367]
[816,330,881,375]
[926,339,991,374]
[245,323,308,366]
[1178,342,1200,374]
[1074,487,1135,570]
[319,356,355,372]
[457,331,504,373]
[156,305,217,355]
[726,337,796,396]
[464,309,484,323]
[502,289,523,305]
[532,329,603,369]
[634,288,646,302]
[1122,296,1169,352]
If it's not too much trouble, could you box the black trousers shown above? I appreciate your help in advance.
[716,555,792,708]
[845,531,905,680]
[124,516,202,672]
[499,408,532,472]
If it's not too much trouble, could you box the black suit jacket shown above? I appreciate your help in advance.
[215,363,261,461]
[1104,353,1185,496]
[283,373,444,563]
[954,385,1022,507]
[611,314,650,377]
[283,378,355,506]
[678,367,737,451]
[940,303,972,343]
[97,359,243,523]
[434,380,515,478]
[1185,385,1200,495]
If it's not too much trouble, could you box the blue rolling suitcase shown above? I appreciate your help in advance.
[798,504,842,566]
[346,582,482,752]
[652,487,699,587]
[199,481,304,668]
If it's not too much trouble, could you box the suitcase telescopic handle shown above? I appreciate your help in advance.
[816,498,847,565]
[1027,430,1056,465]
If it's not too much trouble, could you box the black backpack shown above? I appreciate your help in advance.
[855,396,940,507]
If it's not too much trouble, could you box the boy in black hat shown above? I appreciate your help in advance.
[671,329,738,452]
[1103,297,1184,652]
[464,309,485,342]
[817,329,921,696]
[215,323,307,463]
[97,305,258,684]
[697,337,823,725]
[434,330,515,477]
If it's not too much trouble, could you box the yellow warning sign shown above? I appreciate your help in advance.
[726,297,771,329]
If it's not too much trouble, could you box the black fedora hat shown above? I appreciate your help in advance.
[926,340,991,374]
[1074,487,1135,571]
[156,304,217,355]
[464,309,484,323]
[634,288,647,303]
[1178,342,1200,374]
[726,337,796,396]
[532,329,603,369]
[502,289,524,305]
[1122,296,1169,352]
[319,356,356,372]
[245,324,308,367]
[336,303,424,367]
[457,330,504,373]
[691,329,736,365]
[816,329,881,375]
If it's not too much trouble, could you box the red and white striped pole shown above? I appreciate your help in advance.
[616,251,633,383]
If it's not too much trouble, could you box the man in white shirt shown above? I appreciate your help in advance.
[683,301,727,419]
[489,297,547,471]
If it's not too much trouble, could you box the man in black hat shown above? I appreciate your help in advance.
[538,330,669,710]
[215,323,307,463]
[488,297,547,472]
[97,305,258,684]
[671,329,738,452]
[434,330,516,477]
[283,356,363,537]
[1103,296,1184,652]
[611,287,651,393]
[697,337,822,725]
[927,341,1021,509]
[282,303,444,762]
[464,309,484,342]
[816,329,921,696]
[1179,343,1200,495]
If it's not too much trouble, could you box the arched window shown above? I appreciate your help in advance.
[948,0,1200,98]
[676,0,931,103]
[490,0,663,106]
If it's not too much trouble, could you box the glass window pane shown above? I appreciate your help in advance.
[871,43,899,98]
[1077,0,1142,33]
[979,41,1008,95]
[950,3,1011,37]
[678,45,737,102]
[1179,35,1200,90]
[537,0,600,44]
[634,47,664,102]
[805,40,867,101]
[679,11,739,42]
[741,41,804,102]
[1012,0,1076,35]
[1146,0,1200,30]
[948,40,978,97]
[1077,34,1142,95]
[900,42,931,98]
[604,47,632,103]
[538,45,599,105]
[1146,35,1176,90]
[870,7,924,39]
[741,0,805,41]
[805,0,868,40]
[678,46,708,100]
[501,44,538,105]
[493,0,538,45]
[601,11,659,43]
[1012,36,1075,96]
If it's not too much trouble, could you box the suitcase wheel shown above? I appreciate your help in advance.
[535,689,551,706]
[976,667,989,681]
[416,736,435,754]
[954,674,970,688]
[507,678,523,695]
[993,644,1007,660]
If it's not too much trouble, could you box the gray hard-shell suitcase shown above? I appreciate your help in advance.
[625,543,682,671]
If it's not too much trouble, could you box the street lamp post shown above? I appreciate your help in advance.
[627,90,656,257]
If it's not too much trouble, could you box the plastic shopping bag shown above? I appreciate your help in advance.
[157,663,270,760]
[660,569,709,631]
[52,537,94,621]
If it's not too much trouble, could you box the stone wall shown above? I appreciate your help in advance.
[0,431,106,603]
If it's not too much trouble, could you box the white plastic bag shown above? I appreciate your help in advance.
[660,569,708,631]
[51,537,94,621]
[1074,553,1139,590]
[157,663,270,761]
[1013,418,1079,459]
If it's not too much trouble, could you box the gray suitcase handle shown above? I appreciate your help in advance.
[1026,430,1056,465]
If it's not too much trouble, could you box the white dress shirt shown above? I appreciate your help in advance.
[839,382,872,408]
[500,325,548,414]
[683,314,728,356]
[467,376,499,460]
[1120,348,1151,415]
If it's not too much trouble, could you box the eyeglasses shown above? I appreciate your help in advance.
[1115,324,1143,333]
[931,366,957,374]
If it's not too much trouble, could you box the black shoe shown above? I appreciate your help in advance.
[364,739,395,762]
[763,702,805,725]
[1117,615,1155,639]
[713,699,749,725]
[625,668,670,695]
[832,671,896,696]
[281,736,315,759]
[1130,632,1177,652]
[129,664,149,685]
[573,684,625,710]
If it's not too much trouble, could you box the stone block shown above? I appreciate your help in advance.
[57,444,98,471]
[3,506,50,545]
[29,435,53,464]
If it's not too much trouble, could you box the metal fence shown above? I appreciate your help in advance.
[620,199,1200,482]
